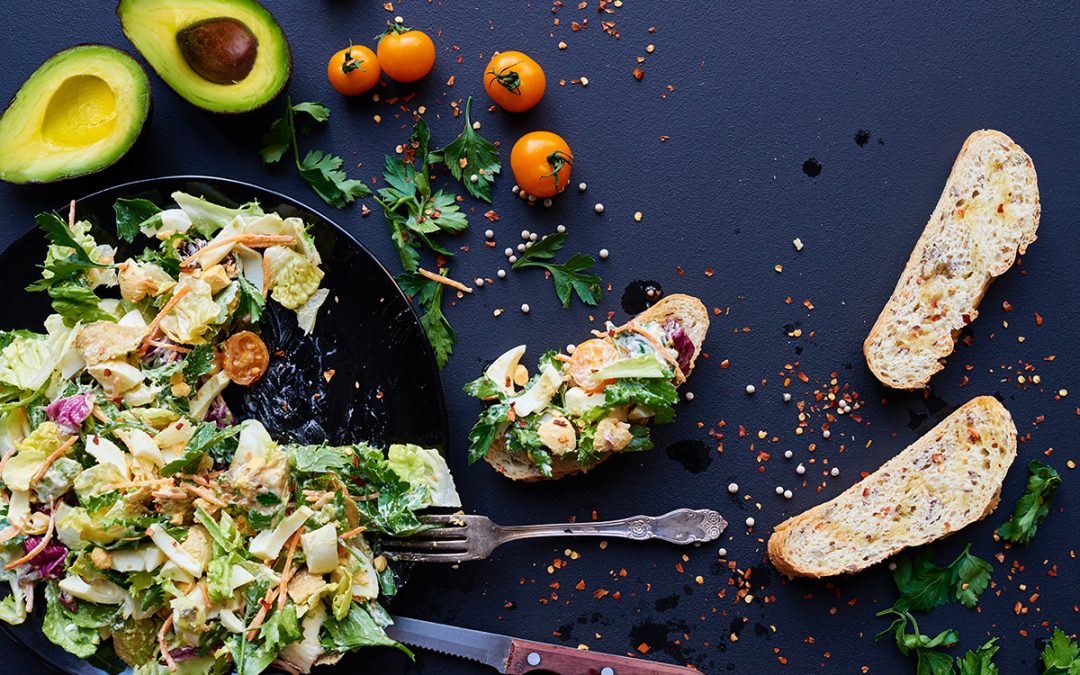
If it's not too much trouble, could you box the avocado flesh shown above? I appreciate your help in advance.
[118,0,290,113]
[0,45,150,184]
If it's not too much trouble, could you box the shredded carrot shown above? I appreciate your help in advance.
[624,323,685,378]
[261,253,271,299]
[4,505,54,570]
[158,614,177,673]
[31,436,78,486]
[181,483,226,508]
[140,285,192,351]
[0,445,18,477]
[418,267,473,294]
[180,234,296,268]
[245,584,279,640]
[277,526,305,610]
[146,340,191,353]
[339,525,367,540]
[90,405,110,424]
[68,200,76,229]
[554,353,573,363]
[103,478,174,490]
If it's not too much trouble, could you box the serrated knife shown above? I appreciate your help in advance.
[386,616,698,674]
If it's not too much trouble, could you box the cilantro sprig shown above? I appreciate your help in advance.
[512,232,602,307]
[429,97,501,202]
[997,460,1061,545]
[260,99,371,209]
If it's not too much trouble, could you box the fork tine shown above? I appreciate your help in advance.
[408,527,469,540]
[379,538,470,552]
[418,514,467,525]
[381,550,472,563]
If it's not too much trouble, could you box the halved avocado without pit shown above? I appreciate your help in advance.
[0,45,150,184]
[117,0,291,113]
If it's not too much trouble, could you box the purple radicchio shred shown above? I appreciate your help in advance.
[168,647,201,662]
[664,319,695,374]
[45,394,93,435]
[57,589,78,613]
[22,536,68,580]
[205,397,234,428]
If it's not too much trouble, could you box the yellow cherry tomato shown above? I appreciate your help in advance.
[565,339,618,393]
[484,51,546,112]
[377,25,435,83]
[510,131,573,198]
[327,45,380,95]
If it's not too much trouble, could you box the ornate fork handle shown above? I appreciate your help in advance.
[495,508,726,545]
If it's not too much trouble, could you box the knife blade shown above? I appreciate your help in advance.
[386,616,698,675]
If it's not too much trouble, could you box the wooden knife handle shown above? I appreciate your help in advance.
[505,638,696,675]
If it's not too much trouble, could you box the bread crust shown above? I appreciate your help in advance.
[484,294,709,481]
[767,396,1017,578]
[864,130,1040,389]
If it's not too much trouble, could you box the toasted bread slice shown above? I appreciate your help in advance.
[767,396,1016,578]
[485,294,709,482]
[864,130,1039,389]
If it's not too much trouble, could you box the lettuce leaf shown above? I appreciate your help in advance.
[42,582,102,658]
[386,444,461,508]
[321,603,412,657]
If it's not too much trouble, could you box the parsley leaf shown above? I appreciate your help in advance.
[429,96,501,202]
[602,378,680,424]
[1042,628,1080,674]
[160,423,241,476]
[466,402,510,464]
[113,197,161,243]
[463,375,503,400]
[512,232,602,307]
[891,544,992,612]
[397,269,455,369]
[235,276,265,325]
[181,344,215,385]
[289,444,350,473]
[956,638,999,675]
[47,284,115,326]
[26,212,112,291]
[260,99,369,208]
[997,460,1061,545]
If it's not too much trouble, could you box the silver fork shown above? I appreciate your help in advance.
[380,508,726,563]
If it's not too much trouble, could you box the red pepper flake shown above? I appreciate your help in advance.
[676,266,685,275]
[1002,300,1013,312]
[637,643,650,654]
[593,588,609,600]
[575,580,586,591]
[632,68,645,80]
[483,210,500,221]
[1035,312,1044,326]
[322,369,336,383]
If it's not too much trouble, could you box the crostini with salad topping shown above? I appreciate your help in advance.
[464,294,709,481]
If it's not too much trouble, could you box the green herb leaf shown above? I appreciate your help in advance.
[26,213,112,292]
[47,284,115,326]
[429,96,501,202]
[463,375,503,400]
[466,402,509,464]
[1042,628,1080,674]
[956,638,999,675]
[42,583,103,658]
[113,197,161,243]
[160,423,241,476]
[298,150,372,209]
[891,544,992,612]
[235,276,265,325]
[876,609,959,675]
[397,269,455,369]
[512,233,602,307]
[290,444,350,473]
[997,460,1061,545]
[182,344,215,385]
[602,378,679,424]
[322,603,413,657]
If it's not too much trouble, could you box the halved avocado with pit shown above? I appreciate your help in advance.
[0,45,150,184]
[117,0,290,114]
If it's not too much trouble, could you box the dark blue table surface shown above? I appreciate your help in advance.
[1,1,1079,673]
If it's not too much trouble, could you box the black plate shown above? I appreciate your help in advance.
[0,176,448,674]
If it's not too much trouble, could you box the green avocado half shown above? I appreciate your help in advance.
[118,0,291,114]
[0,45,150,184]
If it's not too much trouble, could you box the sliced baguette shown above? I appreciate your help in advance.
[767,396,1016,578]
[485,294,709,482]
[864,130,1040,390]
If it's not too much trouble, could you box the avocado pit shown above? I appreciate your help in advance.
[177,17,258,85]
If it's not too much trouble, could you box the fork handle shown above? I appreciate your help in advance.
[495,508,726,545]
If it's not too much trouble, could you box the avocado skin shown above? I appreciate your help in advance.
[117,0,291,114]
[0,44,151,184]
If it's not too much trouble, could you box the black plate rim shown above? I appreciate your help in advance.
[0,174,450,674]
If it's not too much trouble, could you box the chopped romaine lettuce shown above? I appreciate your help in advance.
[264,246,324,310]
[386,444,461,508]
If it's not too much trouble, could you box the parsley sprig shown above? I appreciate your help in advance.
[429,97,501,202]
[396,269,455,369]
[261,99,371,209]
[889,544,992,612]
[512,232,602,307]
[997,460,1061,545]
[1041,628,1080,674]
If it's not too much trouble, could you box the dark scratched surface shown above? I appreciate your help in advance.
[1,1,1079,673]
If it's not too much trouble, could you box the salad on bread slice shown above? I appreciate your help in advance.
[464,294,708,481]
